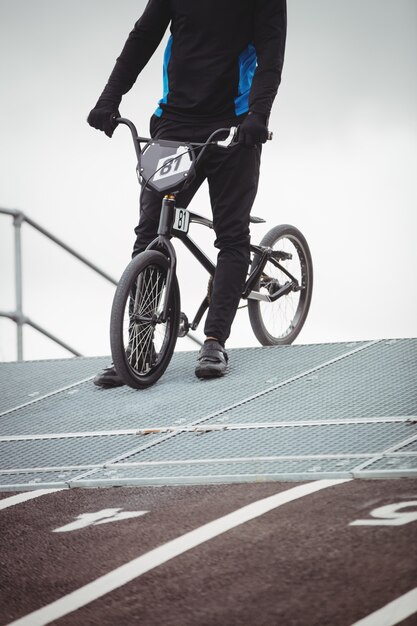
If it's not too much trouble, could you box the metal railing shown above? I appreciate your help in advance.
[1,207,202,361]
[0,207,119,360]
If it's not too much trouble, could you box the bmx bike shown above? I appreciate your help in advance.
[109,117,313,388]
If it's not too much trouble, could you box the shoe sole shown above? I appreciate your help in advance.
[195,365,226,379]
[93,379,125,388]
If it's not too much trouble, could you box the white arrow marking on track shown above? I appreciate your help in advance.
[53,508,148,532]
[7,479,350,626]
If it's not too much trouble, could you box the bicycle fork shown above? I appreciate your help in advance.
[146,194,178,324]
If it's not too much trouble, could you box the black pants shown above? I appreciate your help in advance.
[132,115,261,345]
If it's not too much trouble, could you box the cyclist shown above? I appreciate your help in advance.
[88,0,287,384]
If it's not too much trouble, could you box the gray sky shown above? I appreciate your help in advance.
[1,0,416,361]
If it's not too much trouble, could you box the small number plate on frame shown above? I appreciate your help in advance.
[173,208,190,234]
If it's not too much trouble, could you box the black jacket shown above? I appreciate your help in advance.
[100,0,287,122]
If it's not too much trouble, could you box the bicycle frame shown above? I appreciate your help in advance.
[145,197,301,330]
[115,116,301,330]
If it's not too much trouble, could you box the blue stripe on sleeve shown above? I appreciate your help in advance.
[234,43,257,116]
[154,35,173,118]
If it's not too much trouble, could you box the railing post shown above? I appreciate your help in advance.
[13,211,24,361]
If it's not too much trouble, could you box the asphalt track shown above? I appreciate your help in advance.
[1,479,417,626]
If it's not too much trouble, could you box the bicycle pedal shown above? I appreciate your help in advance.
[271,250,292,261]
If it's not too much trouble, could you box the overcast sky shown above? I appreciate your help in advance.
[0,0,416,361]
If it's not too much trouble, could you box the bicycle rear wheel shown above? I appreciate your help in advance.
[248,224,313,345]
[110,251,180,388]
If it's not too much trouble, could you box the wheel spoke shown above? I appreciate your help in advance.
[121,263,171,375]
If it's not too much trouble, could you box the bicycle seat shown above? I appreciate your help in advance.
[250,215,266,224]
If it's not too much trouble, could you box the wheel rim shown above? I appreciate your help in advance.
[256,234,309,342]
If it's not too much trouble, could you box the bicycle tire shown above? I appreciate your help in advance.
[110,250,180,388]
[248,224,313,345]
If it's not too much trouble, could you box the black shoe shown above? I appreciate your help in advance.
[195,340,228,379]
[93,364,124,388]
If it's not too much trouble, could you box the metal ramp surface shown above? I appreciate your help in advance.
[0,338,416,490]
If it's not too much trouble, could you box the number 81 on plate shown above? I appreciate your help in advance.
[173,208,190,234]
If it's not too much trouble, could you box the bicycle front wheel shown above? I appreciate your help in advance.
[110,251,180,388]
[248,224,313,345]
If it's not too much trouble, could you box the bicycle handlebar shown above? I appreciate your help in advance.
[112,115,272,196]
[112,115,273,154]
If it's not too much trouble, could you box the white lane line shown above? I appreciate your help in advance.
[350,587,417,626]
[0,488,64,511]
[7,479,350,626]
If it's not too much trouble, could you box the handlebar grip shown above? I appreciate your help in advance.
[229,126,273,145]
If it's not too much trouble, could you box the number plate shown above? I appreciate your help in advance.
[153,146,192,182]
[173,208,190,234]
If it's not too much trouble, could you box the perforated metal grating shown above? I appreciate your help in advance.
[0,435,148,470]
[0,356,110,414]
[0,470,82,488]
[106,423,415,462]
[1,338,416,489]
[395,438,417,452]
[0,342,356,437]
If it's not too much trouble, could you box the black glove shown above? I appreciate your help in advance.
[238,112,269,146]
[87,98,120,138]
